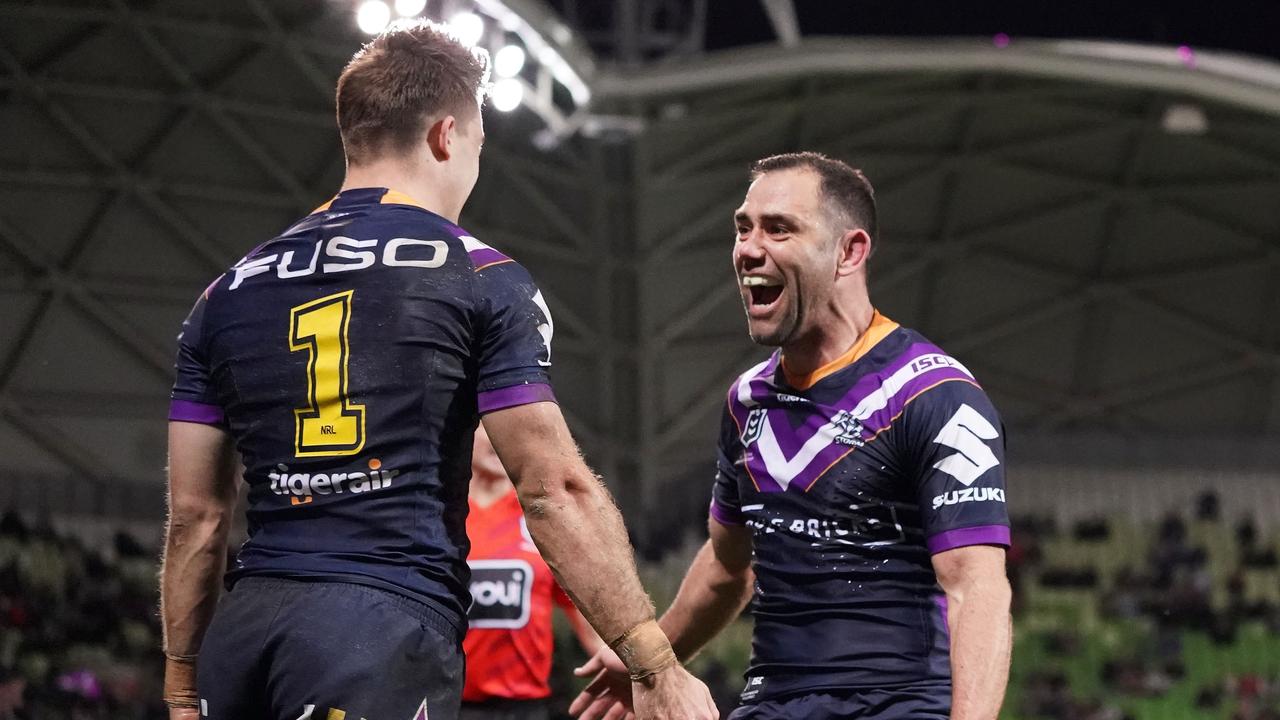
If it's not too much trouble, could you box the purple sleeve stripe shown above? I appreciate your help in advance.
[927,524,1011,554]
[469,247,511,269]
[169,399,225,425]
[709,499,745,526]
[478,383,556,414]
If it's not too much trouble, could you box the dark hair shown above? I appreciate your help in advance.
[750,152,877,243]
[336,20,491,165]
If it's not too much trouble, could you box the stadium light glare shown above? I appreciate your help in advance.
[394,0,426,17]
[356,0,391,34]
[491,78,523,112]
[498,12,522,32]
[493,45,526,78]
[449,12,486,47]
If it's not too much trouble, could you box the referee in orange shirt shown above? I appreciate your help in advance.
[463,425,604,720]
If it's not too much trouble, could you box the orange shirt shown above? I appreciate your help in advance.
[463,489,574,702]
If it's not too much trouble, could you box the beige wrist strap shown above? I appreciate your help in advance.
[163,653,200,709]
[609,620,678,681]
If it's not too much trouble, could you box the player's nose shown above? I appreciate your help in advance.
[734,230,767,267]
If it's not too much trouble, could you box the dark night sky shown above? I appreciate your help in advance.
[702,1,1280,60]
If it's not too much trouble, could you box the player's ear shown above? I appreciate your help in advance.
[426,115,456,162]
[835,228,871,277]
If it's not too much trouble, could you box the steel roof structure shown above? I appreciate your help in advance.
[3,0,1279,545]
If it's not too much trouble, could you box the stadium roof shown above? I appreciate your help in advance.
[2,0,1279,538]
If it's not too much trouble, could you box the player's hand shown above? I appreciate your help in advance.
[631,664,718,720]
[571,646,633,720]
[169,708,201,720]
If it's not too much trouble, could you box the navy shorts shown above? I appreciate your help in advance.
[728,685,950,720]
[197,577,464,720]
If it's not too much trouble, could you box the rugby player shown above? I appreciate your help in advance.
[461,424,603,720]
[159,21,715,720]
[572,153,1012,720]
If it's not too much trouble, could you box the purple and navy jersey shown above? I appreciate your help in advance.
[711,312,1009,700]
[169,187,556,632]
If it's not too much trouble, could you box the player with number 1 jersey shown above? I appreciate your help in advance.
[161,22,716,720]
[167,187,557,720]
[170,186,553,626]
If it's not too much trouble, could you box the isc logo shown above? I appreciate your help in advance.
[466,559,533,629]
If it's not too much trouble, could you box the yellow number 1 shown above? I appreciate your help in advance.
[289,290,365,457]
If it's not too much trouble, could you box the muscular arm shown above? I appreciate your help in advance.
[481,402,658,647]
[160,421,238,657]
[569,517,751,720]
[486,402,717,719]
[659,519,754,661]
[933,544,1012,720]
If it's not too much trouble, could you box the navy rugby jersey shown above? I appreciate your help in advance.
[711,312,1009,700]
[169,188,556,632]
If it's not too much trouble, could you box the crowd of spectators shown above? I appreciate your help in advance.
[0,494,1276,719]
[1010,492,1280,720]
[0,511,166,719]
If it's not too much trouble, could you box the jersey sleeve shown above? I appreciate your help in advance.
[710,400,746,527]
[168,287,226,426]
[900,379,1010,554]
[471,255,557,415]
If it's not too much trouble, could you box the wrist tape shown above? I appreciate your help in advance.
[609,620,678,681]
[163,653,199,709]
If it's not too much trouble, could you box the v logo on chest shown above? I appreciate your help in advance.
[750,412,848,491]
[735,345,976,494]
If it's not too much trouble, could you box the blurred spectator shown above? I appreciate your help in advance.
[1196,491,1220,522]
[1075,517,1111,541]
[0,513,27,543]
[0,666,25,720]
[1149,514,1206,592]
[1197,682,1225,710]
[0,510,165,719]
[1023,669,1072,719]
[1101,567,1144,620]
[1245,546,1279,570]
[1237,518,1259,549]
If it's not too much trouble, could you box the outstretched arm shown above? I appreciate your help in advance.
[483,401,717,720]
[160,421,238,717]
[571,518,752,719]
[933,544,1012,720]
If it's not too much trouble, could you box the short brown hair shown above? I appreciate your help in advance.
[337,20,491,164]
[750,152,877,243]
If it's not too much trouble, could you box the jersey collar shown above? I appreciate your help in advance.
[781,311,899,390]
[311,187,431,214]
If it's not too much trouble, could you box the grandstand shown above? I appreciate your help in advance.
[2,1,1279,718]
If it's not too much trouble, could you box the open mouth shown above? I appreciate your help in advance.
[742,275,783,309]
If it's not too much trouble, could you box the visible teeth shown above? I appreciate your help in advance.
[742,276,780,287]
